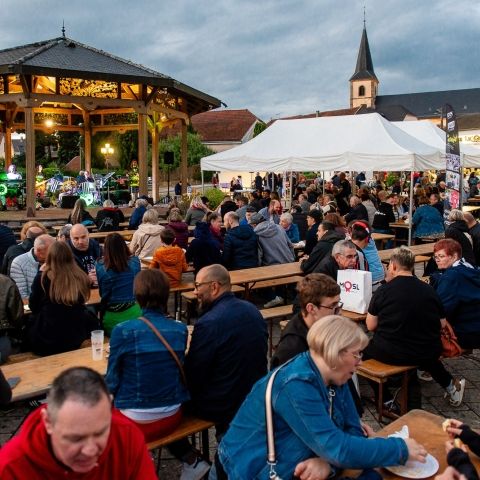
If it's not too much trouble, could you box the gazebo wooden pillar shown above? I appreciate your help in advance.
[24,106,35,217]
[181,120,188,194]
[151,120,159,202]
[137,112,148,197]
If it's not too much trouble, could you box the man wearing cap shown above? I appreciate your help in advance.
[250,212,295,308]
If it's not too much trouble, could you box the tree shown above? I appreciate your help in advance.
[158,131,215,168]
[253,121,267,137]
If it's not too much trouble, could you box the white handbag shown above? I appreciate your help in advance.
[337,269,373,314]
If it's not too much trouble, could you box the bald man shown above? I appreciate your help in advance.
[185,264,267,436]
[68,224,102,285]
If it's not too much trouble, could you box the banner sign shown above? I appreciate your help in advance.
[443,104,462,217]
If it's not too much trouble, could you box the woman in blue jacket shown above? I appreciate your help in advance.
[215,315,427,479]
[412,196,445,242]
[106,269,189,442]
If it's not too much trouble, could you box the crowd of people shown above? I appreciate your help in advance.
[0,169,480,479]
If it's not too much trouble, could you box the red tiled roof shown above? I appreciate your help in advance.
[160,109,261,142]
[266,107,360,126]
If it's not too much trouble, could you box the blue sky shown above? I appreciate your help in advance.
[1,0,479,121]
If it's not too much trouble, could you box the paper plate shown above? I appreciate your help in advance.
[385,454,439,479]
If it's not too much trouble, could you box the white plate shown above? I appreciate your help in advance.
[385,454,439,479]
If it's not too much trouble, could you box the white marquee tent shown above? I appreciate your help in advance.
[393,121,480,167]
[200,113,445,173]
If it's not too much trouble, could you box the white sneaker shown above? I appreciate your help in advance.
[417,370,433,382]
[263,296,284,308]
[180,458,210,480]
[446,378,466,407]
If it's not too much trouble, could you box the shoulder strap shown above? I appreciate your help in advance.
[136,234,152,257]
[139,316,187,385]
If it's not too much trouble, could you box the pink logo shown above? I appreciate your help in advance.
[344,281,352,292]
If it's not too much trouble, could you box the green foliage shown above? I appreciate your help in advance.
[56,131,80,164]
[113,131,138,170]
[385,172,400,187]
[203,188,225,209]
[158,132,215,169]
[253,121,267,137]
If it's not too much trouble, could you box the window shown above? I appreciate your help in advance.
[358,85,365,96]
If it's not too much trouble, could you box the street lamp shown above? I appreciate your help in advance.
[101,143,114,199]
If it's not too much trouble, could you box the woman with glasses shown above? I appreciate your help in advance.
[430,238,480,350]
[213,315,427,480]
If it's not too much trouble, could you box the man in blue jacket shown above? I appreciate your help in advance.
[222,211,258,270]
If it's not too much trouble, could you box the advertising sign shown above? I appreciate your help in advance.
[443,104,461,217]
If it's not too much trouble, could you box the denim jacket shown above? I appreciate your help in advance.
[105,308,190,409]
[96,256,140,305]
[219,352,408,479]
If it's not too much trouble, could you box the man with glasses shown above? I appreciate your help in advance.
[184,264,268,436]
[315,239,359,280]
[272,273,342,368]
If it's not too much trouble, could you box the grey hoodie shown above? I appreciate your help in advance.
[254,221,295,265]
[129,223,165,259]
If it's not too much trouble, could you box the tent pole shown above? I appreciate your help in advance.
[290,171,293,208]
[201,170,205,194]
[408,171,414,246]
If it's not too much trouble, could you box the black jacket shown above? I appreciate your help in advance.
[315,255,340,280]
[1,237,34,275]
[0,225,16,268]
[26,274,99,356]
[186,222,222,275]
[222,225,258,270]
[301,230,345,274]
[271,312,308,369]
[95,207,125,231]
[345,203,369,224]
[304,223,319,255]
[470,222,480,266]
[446,220,476,265]
[372,202,395,231]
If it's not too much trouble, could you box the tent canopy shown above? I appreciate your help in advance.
[200,113,444,172]
[393,121,480,167]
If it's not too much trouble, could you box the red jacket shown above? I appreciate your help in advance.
[0,407,157,479]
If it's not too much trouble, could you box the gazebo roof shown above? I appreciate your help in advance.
[0,36,222,111]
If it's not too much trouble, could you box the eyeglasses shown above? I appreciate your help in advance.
[318,301,344,315]
[194,281,213,289]
[434,253,449,260]
[340,254,357,260]
[343,350,363,361]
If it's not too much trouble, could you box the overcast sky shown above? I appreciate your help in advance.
[1,0,479,121]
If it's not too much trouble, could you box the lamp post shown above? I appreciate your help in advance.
[101,143,114,199]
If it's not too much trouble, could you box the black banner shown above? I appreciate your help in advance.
[443,103,462,217]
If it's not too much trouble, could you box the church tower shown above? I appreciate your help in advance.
[349,24,379,108]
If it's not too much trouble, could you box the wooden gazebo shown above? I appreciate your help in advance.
[0,32,221,215]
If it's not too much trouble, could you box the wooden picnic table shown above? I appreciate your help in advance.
[462,205,480,213]
[3,347,108,402]
[376,410,479,479]
[389,221,410,229]
[378,243,434,262]
[89,230,136,241]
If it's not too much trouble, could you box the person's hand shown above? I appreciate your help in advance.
[88,270,98,286]
[405,437,427,463]
[435,466,467,480]
[445,419,464,439]
[445,440,468,454]
[361,421,375,438]
[294,457,331,480]
[300,255,309,263]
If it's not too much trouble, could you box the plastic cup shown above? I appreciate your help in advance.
[91,330,104,361]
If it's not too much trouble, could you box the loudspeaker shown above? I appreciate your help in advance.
[164,151,174,165]
[111,190,131,205]
[60,195,79,209]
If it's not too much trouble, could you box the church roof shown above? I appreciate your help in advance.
[357,104,417,121]
[349,27,377,82]
[0,36,221,108]
[376,88,480,119]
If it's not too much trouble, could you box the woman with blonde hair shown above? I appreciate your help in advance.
[67,198,95,226]
[26,242,99,356]
[129,208,164,260]
[215,315,427,479]
[185,196,208,226]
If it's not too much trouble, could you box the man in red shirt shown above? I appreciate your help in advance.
[0,367,157,479]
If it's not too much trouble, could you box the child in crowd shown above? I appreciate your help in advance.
[149,228,188,288]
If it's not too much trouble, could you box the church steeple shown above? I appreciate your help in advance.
[349,25,379,108]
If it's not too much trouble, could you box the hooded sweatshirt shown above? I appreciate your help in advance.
[254,221,295,265]
[0,406,157,480]
[223,224,259,270]
[301,229,345,274]
[167,220,189,249]
[151,245,188,287]
[186,222,222,274]
[129,223,164,260]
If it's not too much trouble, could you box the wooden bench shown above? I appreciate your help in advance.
[147,415,214,467]
[357,359,416,423]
